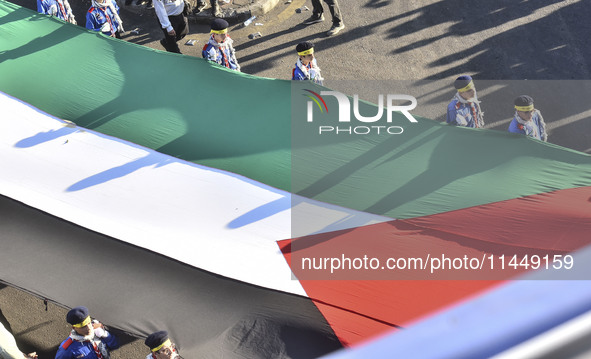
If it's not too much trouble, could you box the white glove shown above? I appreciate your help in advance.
[93,327,108,338]
[100,22,112,34]
[455,114,468,126]
[48,4,58,15]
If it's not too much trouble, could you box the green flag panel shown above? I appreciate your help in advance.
[1,0,590,219]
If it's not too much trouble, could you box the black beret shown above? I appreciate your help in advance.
[210,18,229,31]
[296,41,314,53]
[66,306,89,325]
[453,75,473,90]
[145,330,169,350]
[514,95,534,107]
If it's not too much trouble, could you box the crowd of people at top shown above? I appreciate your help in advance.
[35,0,342,76]
[35,0,545,141]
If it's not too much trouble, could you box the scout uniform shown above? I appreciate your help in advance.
[292,41,324,85]
[55,306,119,359]
[86,0,124,37]
[508,95,548,141]
[202,19,240,71]
[37,0,76,24]
[446,75,485,128]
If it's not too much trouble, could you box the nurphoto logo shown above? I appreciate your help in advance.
[304,89,418,135]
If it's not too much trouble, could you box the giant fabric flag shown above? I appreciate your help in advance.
[1,1,591,358]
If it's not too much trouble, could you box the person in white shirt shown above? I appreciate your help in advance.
[153,0,189,53]
[0,321,37,359]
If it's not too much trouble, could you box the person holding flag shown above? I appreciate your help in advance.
[37,0,76,24]
[292,41,324,85]
[86,0,124,38]
[446,75,485,128]
[202,19,240,71]
[55,306,119,359]
[508,95,548,141]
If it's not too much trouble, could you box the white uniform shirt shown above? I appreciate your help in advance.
[0,322,25,359]
[153,0,184,32]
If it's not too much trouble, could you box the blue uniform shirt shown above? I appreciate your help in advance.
[292,58,323,85]
[37,0,75,23]
[447,98,484,128]
[202,36,240,71]
[508,110,547,141]
[55,333,119,359]
[86,3,121,36]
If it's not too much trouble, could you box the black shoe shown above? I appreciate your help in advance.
[303,13,324,25]
[327,22,345,36]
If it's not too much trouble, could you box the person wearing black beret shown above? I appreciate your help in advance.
[202,18,240,71]
[55,306,119,359]
[446,75,485,128]
[508,95,548,141]
[153,0,189,53]
[292,41,323,85]
[144,331,181,359]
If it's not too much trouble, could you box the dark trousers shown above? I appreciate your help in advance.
[160,13,188,53]
[311,0,343,25]
[210,0,219,12]
[198,0,217,7]
[196,0,218,13]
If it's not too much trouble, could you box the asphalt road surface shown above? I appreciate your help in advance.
[2,0,591,358]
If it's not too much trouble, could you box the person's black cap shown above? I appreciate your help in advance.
[514,95,534,107]
[454,75,474,91]
[296,41,314,54]
[66,306,89,326]
[145,330,169,351]
[210,18,229,31]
